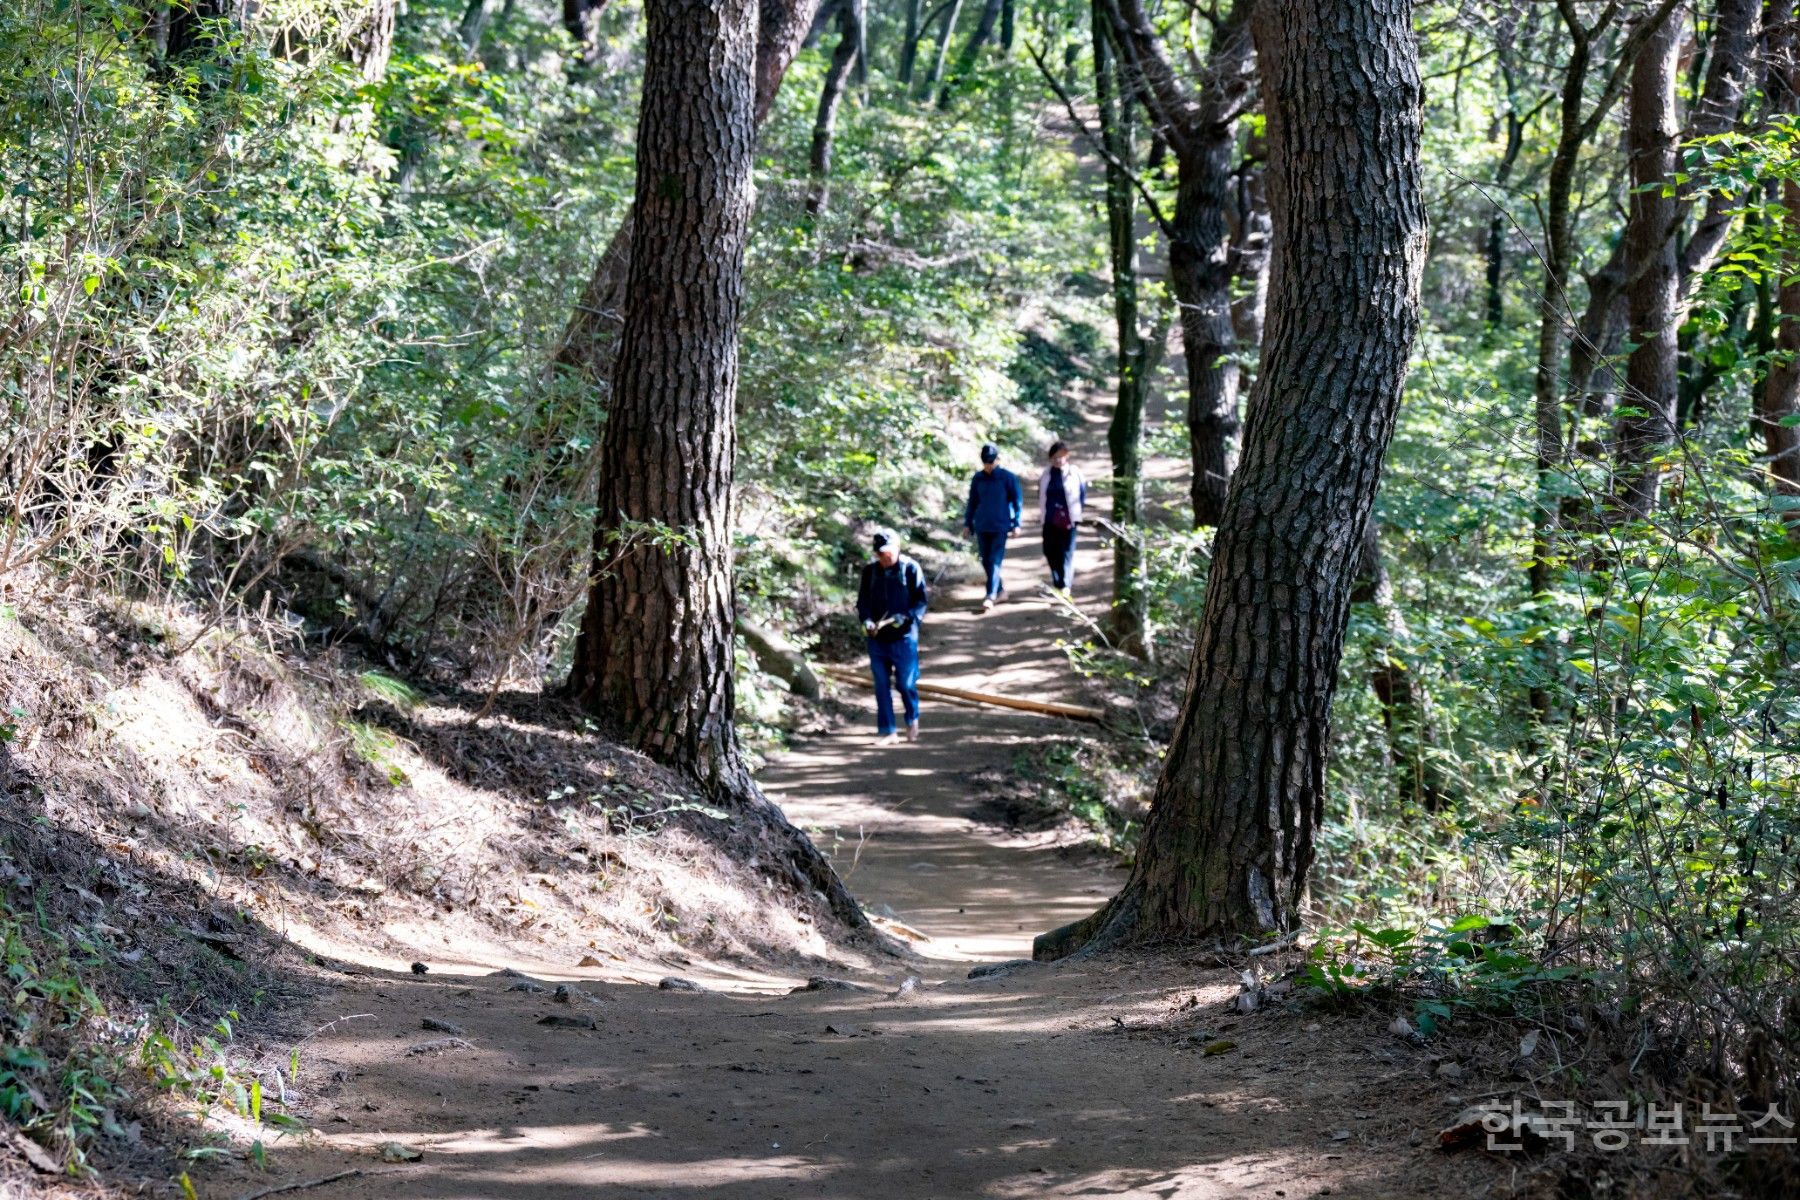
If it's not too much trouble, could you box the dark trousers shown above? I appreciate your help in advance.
[1043,523,1078,590]
[867,636,920,734]
[976,531,1009,599]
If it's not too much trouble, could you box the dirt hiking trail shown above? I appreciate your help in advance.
[229,407,1487,1199]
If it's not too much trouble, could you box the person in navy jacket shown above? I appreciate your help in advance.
[856,528,930,744]
[962,442,1021,611]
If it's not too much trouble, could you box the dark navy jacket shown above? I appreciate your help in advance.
[857,555,929,643]
[963,467,1022,533]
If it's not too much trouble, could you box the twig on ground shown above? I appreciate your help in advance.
[1248,931,1301,957]
[234,1167,404,1200]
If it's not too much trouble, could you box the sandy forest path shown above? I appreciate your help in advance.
[236,412,1478,1199]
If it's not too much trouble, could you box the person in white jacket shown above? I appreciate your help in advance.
[1037,441,1087,593]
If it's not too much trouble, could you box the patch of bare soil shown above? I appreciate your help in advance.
[203,951,1492,1200]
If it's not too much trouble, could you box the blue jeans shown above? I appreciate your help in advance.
[976,531,1010,599]
[867,636,920,734]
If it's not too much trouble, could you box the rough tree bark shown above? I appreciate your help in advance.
[1093,6,1162,657]
[1613,8,1683,518]
[1035,0,1426,958]
[1101,0,1256,528]
[571,0,755,779]
[807,0,863,215]
[552,0,817,388]
[570,0,866,932]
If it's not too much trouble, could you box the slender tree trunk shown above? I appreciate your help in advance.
[1571,237,1630,417]
[1484,24,1526,332]
[348,0,396,81]
[1225,129,1270,366]
[1102,0,1256,528]
[924,0,963,95]
[1094,7,1155,657]
[457,0,490,52]
[1762,2,1800,523]
[1353,523,1443,811]
[1613,9,1683,518]
[1525,0,1681,723]
[937,0,1002,107]
[1527,27,1597,634]
[561,0,610,66]
[807,0,862,215]
[1036,0,1426,957]
[1676,0,1760,293]
[898,0,923,83]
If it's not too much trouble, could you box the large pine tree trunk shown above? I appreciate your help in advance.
[552,0,816,388]
[570,0,757,785]
[570,0,866,931]
[1613,9,1683,518]
[1037,0,1426,958]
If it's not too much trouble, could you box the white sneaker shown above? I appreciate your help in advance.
[906,723,920,743]
[981,596,994,611]
[875,732,901,747]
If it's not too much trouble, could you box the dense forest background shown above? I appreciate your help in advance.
[4,0,1800,1191]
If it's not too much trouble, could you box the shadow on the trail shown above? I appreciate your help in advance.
[263,958,1470,1200]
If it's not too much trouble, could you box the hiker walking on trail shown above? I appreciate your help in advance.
[962,442,1021,611]
[1038,441,1087,594]
[857,529,929,745]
